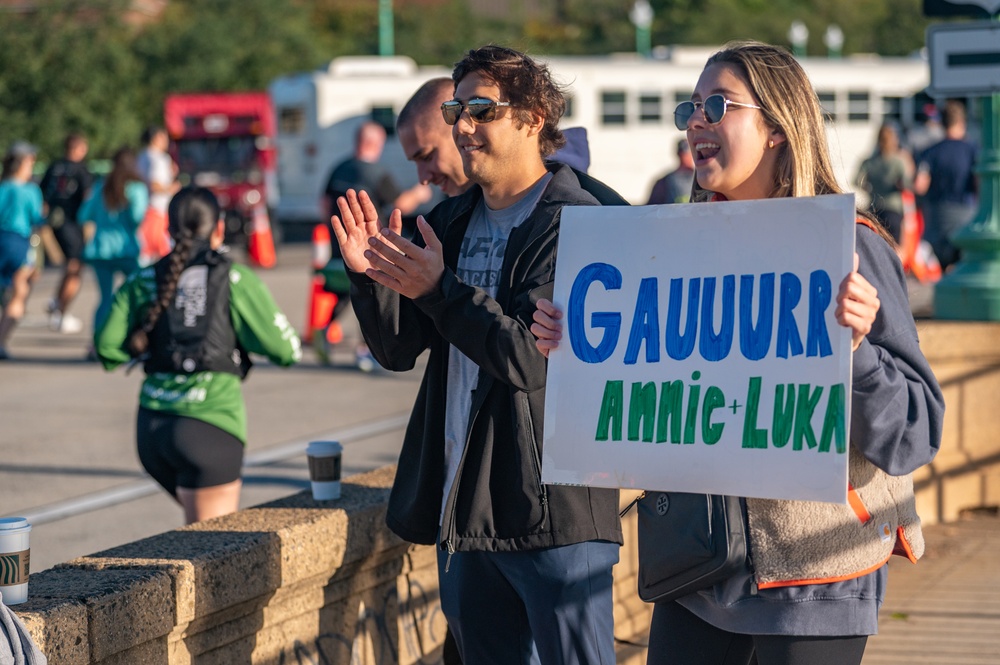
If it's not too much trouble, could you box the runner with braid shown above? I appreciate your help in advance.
[95,187,301,524]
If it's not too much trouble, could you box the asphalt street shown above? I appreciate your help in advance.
[0,242,423,572]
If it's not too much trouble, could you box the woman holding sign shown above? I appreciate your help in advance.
[532,41,944,665]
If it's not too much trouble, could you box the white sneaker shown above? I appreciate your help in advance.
[49,311,83,334]
[59,314,83,334]
[356,348,376,373]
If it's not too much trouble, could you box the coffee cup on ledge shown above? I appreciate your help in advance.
[0,517,31,605]
[307,441,343,501]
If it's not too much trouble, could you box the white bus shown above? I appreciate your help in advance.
[269,49,933,226]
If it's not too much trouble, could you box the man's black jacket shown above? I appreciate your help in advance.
[349,163,626,552]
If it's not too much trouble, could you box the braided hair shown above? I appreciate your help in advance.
[126,187,221,357]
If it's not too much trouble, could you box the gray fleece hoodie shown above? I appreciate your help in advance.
[676,221,945,637]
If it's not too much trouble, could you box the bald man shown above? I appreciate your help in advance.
[397,78,471,198]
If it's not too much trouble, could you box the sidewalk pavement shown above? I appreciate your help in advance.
[863,512,1000,664]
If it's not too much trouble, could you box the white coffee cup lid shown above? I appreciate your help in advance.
[0,517,30,530]
[307,441,343,455]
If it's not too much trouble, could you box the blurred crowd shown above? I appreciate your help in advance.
[0,129,180,360]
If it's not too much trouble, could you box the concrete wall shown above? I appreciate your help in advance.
[15,320,1000,664]
[914,321,1000,525]
[16,466,651,664]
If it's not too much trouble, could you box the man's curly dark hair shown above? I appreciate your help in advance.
[451,45,567,158]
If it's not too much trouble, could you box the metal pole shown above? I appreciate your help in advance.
[636,25,651,58]
[378,0,394,57]
[630,0,653,59]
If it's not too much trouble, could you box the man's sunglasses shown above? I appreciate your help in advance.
[441,98,513,126]
[673,94,762,131]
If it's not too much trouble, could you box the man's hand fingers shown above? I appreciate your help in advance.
[357,190,380,226]
[535,338,560,358]
[388,209,404,236]
[535,298,563,320]
[417,216,442,254]
[531,308,562,334]
[344,189,368,226]
[336,196,358,231]
[330,215,348,246]
[531,320,562,341]
[368,235,410,267]
[364,245,404,276]
[378,226,421,259]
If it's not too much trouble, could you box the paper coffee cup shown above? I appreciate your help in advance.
[0,517,31,605]
[307,441,343,501]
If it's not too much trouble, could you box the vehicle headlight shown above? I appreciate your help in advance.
[244,189,262,206]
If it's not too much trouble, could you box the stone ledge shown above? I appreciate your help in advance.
[17,466,411,664]
[18,567,174,662]
[15,465,651,664]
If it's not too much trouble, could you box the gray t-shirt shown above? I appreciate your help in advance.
[441,174,552,522]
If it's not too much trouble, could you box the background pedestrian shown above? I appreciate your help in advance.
[94,186,301,524]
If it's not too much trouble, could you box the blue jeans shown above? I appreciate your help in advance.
[436,540,619,665]
[90,257,139,332]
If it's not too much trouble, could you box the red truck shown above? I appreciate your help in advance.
[164,92,279,244]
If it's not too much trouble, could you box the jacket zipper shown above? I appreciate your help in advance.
[520,392,549,514]
[441,384,486,574]
[440,192,556,570]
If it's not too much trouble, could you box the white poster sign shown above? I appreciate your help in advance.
[542,194,856,503]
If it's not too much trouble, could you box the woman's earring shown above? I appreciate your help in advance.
[768,139,775,149]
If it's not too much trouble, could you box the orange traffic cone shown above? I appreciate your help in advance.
[305,276,337,344]
[304,223,336,344]
[247,204,277,269]
[899,191,920,272]
[311,222,332,270]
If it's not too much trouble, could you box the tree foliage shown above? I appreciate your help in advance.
[0,1,141,160]
[133,0,325,133]
[0,0,934,163]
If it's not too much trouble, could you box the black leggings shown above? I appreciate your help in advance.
[646,601,868,665]
[136,408,244,496]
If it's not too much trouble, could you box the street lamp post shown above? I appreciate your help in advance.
[378,0,394,57]
[789,20,809,57]
[630,0,654,58]
[824,24,844,59]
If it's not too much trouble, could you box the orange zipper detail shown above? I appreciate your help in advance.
[847,483,871,524]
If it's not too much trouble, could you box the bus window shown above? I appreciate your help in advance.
[817,91,837,123]
[601,91,627,125]
[370,105,396,136]
[674,91,693,104]
[848,91,870,122]
[882,96,903,124]
[278,107,306,135]
[640,93,662,123]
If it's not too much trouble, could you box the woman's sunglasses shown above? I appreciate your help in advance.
[673,94,762,131]
[441,98,513,126]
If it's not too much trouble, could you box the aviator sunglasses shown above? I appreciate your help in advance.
[441,98,513,126]
[674,94,762,131]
